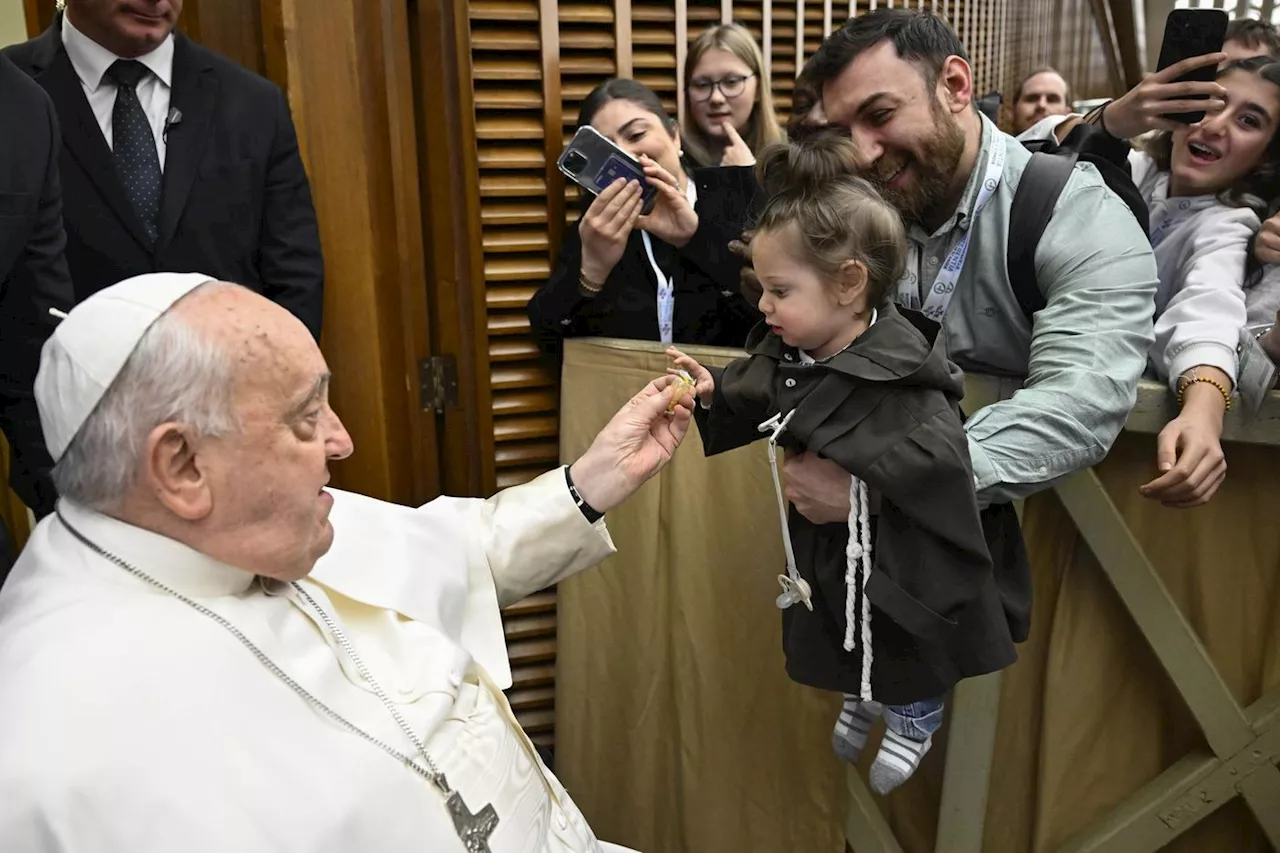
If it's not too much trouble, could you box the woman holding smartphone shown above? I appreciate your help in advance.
[528,79,761,354]
[1032,53,1280,508]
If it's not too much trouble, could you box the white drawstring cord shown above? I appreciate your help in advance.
[758,410,873,698]
[844,475,874,700]
[757,410,811,611]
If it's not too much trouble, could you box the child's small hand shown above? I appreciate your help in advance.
[665,346,715,399]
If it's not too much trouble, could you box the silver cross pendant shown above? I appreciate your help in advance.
[446,790,499,852]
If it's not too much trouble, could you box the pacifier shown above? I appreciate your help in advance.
[776,574,814,611]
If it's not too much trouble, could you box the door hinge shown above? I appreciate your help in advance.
[419,356,457,413]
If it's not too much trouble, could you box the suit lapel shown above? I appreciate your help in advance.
[37,48,156,253]
[155,35,216,253]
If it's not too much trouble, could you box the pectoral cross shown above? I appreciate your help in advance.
[446,790,499,852]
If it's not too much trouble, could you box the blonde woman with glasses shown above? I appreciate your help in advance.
[682,23,785,168]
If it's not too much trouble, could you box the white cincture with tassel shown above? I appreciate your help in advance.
[757,411,875,700]
[844,475,874,701]
[757,410,812,611]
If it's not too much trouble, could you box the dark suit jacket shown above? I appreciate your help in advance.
[2,19,324,339]
[0,52,74,524]
[527,166,761,354]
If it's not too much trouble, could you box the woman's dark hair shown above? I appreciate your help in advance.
[578,78,677,134]
[1145,57,1280,215]
[751,135,907,310]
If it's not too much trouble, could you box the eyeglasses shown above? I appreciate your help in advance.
[688,74,755,102]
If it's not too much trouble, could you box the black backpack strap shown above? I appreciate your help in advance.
[1007,148,1078,321]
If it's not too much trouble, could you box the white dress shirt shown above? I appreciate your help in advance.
[61,12,174,168]
[0,468,639,853]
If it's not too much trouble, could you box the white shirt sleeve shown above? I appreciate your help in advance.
[468,466,616,608]
[1151,208,1256,388]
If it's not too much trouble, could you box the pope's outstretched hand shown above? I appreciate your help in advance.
[568,375,694,513]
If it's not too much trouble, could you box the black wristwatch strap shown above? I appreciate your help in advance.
[564,466,604,523]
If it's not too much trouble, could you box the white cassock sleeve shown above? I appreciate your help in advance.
[311,466,616,688]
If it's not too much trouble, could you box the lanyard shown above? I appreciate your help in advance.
[642,178,698,344]
[896,133,1006,322]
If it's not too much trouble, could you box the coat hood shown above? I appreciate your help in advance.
[744,302,964,400]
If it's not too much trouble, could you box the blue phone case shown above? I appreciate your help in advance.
[596,155,646,192]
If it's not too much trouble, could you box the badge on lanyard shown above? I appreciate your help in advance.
[643,178,699,345]
[896,132,1006,321]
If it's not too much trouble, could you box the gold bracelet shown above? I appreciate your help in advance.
[578,271,603,293]
[1176,376,1232,412]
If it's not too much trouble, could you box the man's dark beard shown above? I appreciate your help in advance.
[861,103,965,227]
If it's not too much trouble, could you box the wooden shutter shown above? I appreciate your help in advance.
[684,1,724,123]
[462,0,562,746]
[769,2,797,114]
[629,0,678,125]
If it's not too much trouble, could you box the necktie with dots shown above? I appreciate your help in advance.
[106,59,161,243]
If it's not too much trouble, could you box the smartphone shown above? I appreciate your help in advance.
[1156,8,1229,124]
[556,126,658,215]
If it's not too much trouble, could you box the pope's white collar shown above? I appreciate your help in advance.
[57,499,258,597]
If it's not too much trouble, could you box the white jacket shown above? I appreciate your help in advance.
[1130,151,1255,389]
[1020,116,1274,405]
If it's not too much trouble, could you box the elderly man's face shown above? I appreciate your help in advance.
[817,41,968,227]
[187,289,353,581]
[65,0,182,59]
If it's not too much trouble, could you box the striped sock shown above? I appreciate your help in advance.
[832,696,881,764]
[868,728,932,794]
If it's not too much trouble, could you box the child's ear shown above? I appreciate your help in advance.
[835,260,869,308]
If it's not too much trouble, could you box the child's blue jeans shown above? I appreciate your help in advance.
[883,697,945,741]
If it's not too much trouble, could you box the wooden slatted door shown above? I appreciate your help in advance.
[769,2,798,115]
[559,2,617,230]
[463,0,562,746]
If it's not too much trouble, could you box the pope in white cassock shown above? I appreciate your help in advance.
[0,272,696,852]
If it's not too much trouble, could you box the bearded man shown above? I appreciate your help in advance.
[0,272,692,852]
[781,9,1158,521]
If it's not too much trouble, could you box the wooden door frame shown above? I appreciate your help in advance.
[262,0,441,504]
[410,0,495,498]
[23,0,49,36]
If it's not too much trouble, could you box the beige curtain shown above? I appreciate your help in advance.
[555,339,1280,853]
